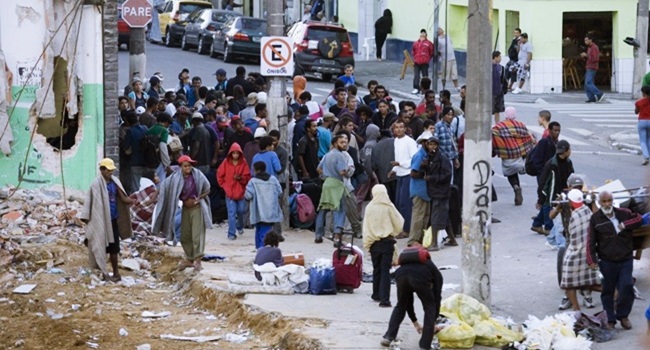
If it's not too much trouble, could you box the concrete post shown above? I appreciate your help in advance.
[633,0,649,99]
[267,0,290,229]
[461,0,493,308]
[129,28,146,84]
[103,0,119,161]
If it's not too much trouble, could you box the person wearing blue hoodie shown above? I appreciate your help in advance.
[246,162,283,249]
[251,136,282,178]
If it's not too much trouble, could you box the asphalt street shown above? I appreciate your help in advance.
[118,43,650,349]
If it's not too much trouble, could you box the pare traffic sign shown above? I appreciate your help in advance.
[260,37,294,76]
[122,0,153,28]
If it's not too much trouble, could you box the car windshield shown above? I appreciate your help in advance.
[306,27,349,43]
[179,3,210,14]
[240,19,266,32]
[212,12,235,23]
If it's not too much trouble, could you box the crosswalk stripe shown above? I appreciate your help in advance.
[582,119,636,123]
[527,125,589,146]
[568,128,593,137]
[594,124,636,128]
[564,113,636,117]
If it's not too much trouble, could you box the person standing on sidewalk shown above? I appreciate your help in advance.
[581,33,605,103]
[407,132,433,246]
[374,9,393,61]
[411,29,434,95]
[492,51,506,123]
[437,27,460,91]
[587,191,643,330]
[390,120,418,239]
[634,85,650,165]
[512,33,533,94]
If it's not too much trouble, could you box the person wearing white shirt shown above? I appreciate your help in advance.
[301,5,312,22]
[437,27,460,91]
[389,120,419,239]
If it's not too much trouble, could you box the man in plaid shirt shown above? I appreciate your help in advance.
[434,106,460,172]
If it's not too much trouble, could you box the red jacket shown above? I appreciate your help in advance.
[585,43,600,71]
[412,39,434,65]
[216,143,251,200]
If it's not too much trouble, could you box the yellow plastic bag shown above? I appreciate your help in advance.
[423,226,433,248]
[473,318,524,348]
[440,293,491,327]
[437,319,476,349]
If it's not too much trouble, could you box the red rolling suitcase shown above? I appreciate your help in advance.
[332,235,363,293]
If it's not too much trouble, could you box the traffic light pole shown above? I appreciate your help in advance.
[129,27,147,83]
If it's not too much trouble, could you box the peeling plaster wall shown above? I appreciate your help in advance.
[0,1,104,191]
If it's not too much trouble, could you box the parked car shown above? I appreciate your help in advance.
[158,0,212,47]
[117,4,130,50]
[181,9,241,55]
[210,17,267,63]
[287,21,355,82]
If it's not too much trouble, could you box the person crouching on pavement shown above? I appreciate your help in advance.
[245,161,283,249]
[363,184,404,308]
[587,191,643,330]
[153,155,212,272]
[559,189,601,311]
[80,158,134,282]
[381,242,443,349]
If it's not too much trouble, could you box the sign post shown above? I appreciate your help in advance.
[123,0,153,82]
[260,36,295,77]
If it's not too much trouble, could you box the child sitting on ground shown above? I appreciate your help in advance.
[253,231,284,281]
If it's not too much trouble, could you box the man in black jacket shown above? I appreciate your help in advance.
[530,121,561,183]
[225,66,256,97]
[587,191,643,330]
[506,28,522,90]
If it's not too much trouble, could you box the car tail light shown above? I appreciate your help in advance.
[295,39,309,52]
[340,42,354,57]
[172,12,179,22]
[206,24,217,31]
[233,32,249,41]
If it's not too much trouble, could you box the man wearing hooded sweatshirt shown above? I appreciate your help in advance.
[217,143,251,240]
[408,132,434,246]
[356,124,381,212]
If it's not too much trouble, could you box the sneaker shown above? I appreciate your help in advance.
[597,93,606,102]
[585,99,597,103]
[619,317,632,330]
[531,226,549,235]
[558,297,572,310]
[314,237,323,244]
[605,322,615,330]
[395,231,409,239]
[514,186,523,206]
[228,235,237,241]
[237,230,244,236]
[512,87,522,94]
[582,296,595,308]
[378,301,392,308]
[491,217,501,223]
[643,158,649,166]
[380,338,392,347]
[411,89,419,94]
[544,241,559,250]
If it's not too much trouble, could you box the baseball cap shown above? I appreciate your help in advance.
[177,155,197,165]
[428,136,440,144]
[567,189,584,209]
[191,112,204,120]
[217,116,230,127]
[247,92,258,105]
[416,131,433,144]
[214,68,227,76]
[149,76,160,85]
[99,158,117,170]
[135,106,146,115]
[323,112,338,122]
[257,91,267,104]
[567,174,585,188]
[254,127,267,138]
[556,140,570,154]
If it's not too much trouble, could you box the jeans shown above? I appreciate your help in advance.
[254,222,273,249]
[546,216,566,248]
[370,239,395,304]
[226,198,246,237]
[532,203,553,230]
[174,208,182,242]
[315,197,346,238]
[638,120,650,159]
[413,63,429,90]
[395,176,412,233]
[599,259,635,323]
[584,69,602,101]
[130,166,145,195]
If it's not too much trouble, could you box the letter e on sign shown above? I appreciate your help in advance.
[260,36,294,77]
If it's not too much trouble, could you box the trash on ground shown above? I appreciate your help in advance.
[12,284,36,294]
[142,311,171,318]
[159,334,221,343]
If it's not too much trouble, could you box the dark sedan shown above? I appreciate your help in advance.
[210,17,266,63]
[181,9,240,54]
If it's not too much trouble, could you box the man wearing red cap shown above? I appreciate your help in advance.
[153,155,212,272]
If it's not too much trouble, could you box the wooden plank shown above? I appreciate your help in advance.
[400,50,414,80]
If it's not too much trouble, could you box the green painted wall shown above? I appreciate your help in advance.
[0,84,104,191]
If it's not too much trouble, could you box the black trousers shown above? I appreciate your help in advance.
[370,239,396,304]
[384,180,397,206]
[384,274,440,349]
[376,33,388,59]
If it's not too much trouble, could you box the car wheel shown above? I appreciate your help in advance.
[210,41,219,58]
[223,44,232,63]
[197,36,207,55]
[181,33,189,51]
[165,29,174,47]
[321,73,333,82]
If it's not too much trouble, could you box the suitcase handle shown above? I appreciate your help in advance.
[336,232,354,259]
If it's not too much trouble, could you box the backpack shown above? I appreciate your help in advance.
[244,118,260,132]
[141,133,161,168]
[289,193,316,228]
[524,143,539,176]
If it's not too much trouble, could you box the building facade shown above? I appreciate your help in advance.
[340,0,643,94]
[0,1,105,191]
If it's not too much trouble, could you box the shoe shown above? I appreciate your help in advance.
[165,240,175,246]
[411,89,419,94]
[395,231,409,239]
[558,297,572,310]
[582,296,595,308]
[278,235,285,242]
[314,237,323,244]
[585,99,596,103]
[512,88,522,94]
[597,93,605,102]
[643,158,649,166]
[514,186,523,206]
[531,226,549,235]
[428,244,440,251]
[491,217,501,223]
[544,241,559,250]
[619,318,632,330]
[378,301,392,308]
[605,322,615,330]
[237,230,244,236]
[444,240,458,247]
[380,338,392,347]
[227,235,237,241]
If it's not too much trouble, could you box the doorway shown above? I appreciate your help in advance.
[562,12,613,91]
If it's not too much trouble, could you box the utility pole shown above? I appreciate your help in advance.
[129,27,146,84]
[324,0,331,21]
[633,0,649,99]
[462,0,493,308]
[432,0,440,91]
[267,0,290,229]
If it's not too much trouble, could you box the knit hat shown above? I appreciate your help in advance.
[504,106,517,120]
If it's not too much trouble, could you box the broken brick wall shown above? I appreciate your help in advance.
[0,1,104,191]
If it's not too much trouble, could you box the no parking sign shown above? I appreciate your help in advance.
[260,36,294,76]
